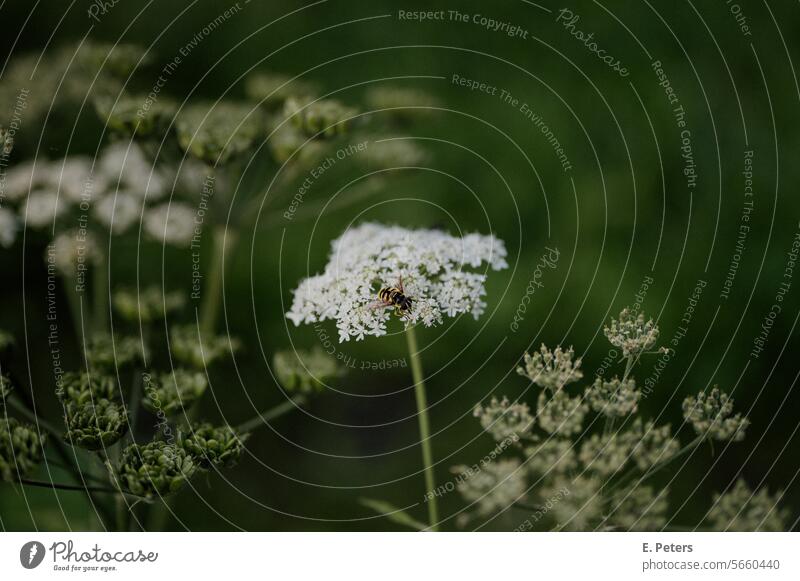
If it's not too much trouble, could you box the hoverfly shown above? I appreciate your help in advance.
[369,275,413,319]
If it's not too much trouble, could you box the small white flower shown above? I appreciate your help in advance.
[22,190,65,229]
[286,222,508,342]
[94,192,141,234]
[0,207,18,247]
[143,202,196,247]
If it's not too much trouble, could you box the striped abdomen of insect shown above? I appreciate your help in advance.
[378,287,413,312]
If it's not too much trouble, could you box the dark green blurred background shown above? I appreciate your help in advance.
[1,0,799,530]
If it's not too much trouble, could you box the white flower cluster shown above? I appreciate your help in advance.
[286,222,508,341]
[0,143,207,252]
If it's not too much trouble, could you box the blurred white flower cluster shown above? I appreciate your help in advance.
[0,142,211,255]
[286,222,508,341]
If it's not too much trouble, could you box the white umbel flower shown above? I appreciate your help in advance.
[2,160,50,202]
[143,202,196,247]
[286,222,508,342]
[54,157,99,203]
[99,142,169,200]
[0,207,18,247]
[49,229,100,275]
[22,190,65,229]
[94,192,141,234]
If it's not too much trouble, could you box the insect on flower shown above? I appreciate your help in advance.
[370,275,414,320]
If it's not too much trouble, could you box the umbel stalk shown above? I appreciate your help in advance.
[405,325,439,531]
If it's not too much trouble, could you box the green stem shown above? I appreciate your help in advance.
[16,478,142,499]
[622,355,635,382]
[8,397,114,527]
[8,396,63,438]
[200,226,237,336]
[236,394,308,433]
[405,325,438,531]
[64,274,89,344]
[609,436,704,495]
[93,249,108,335]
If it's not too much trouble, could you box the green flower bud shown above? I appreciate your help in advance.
[473,396,532,442]
[0,374,13,407]
[178,423,247,469]
[524,437,577,476]
[84,334,148,372]
[57,372,118,406]
[517,344,583,391]
[454,459,527,517]
[142,369,207,416]
[537,389,587,436]
[245,72,316,109]
[608,485,669,531]
[628,419,680,471]
[113,287,185,324]
[707,479,789,532]
[170,325,239,369]
[683,387,749,441]
[118,441,197,498]
[176,102,265,165]
[284,96,358,138]
[585,376,640,417]
[273,347,341,393]
[604,308,661,358]
[0,126,13,155]
[267,123,308,164]
[0,328,14,352]
[80,42,151,78]
[0,418,47,482]
[540,475,603,531]
[94,94,176,138]
[63,399,128,451]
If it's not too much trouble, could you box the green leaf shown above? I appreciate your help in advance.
[359,498,428,531]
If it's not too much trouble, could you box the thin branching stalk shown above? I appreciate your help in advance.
[16,478,144,500]
[405,325,438,531]
[236,394,308,433]
[608,435,705,495]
